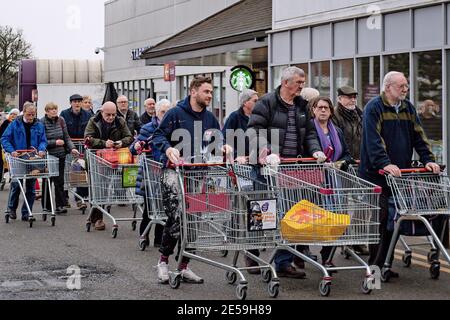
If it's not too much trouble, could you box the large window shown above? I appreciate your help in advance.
[384,53,410,79]
[293,63,309,86]
[333,59,354,101]
[272,65,288,90]
[414,50,443,163]
[311,61,331,98]
[357,56,381,108]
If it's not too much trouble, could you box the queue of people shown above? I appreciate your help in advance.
[0,67,444,287]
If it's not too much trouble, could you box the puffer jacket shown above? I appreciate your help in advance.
[247,86,321,157]
[41,115,75,158]
[84,112,133,149]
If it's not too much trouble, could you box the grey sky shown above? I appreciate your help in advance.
[1,0,105,60]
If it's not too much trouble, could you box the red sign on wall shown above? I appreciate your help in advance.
[164,62,176,82]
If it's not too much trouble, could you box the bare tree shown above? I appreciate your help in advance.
[0,26,33,111]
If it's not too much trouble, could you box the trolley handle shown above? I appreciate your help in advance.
[280,157,317,164]
[378,167,443,175]
[168,161,229,168]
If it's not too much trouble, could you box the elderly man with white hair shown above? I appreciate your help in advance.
[359,71,440,279]
[131,99,172,248]
[140,98,157,125]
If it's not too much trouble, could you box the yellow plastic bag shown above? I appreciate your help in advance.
[281,200,350,243]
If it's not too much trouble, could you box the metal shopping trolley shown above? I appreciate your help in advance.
[241,159,381,296]
[1,149,11,191]
[168,162,280,300]
[138,155,166,251]
[5,150,59,227]
[64,139,89,214]
[381,168,450,282]
[86,149,144,238]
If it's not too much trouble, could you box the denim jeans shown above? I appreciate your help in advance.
[8,179,36,217]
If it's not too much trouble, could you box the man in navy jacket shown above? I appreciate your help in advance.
[152,76,232,284]
[359,71,440,277]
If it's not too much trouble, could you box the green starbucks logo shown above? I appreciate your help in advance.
[230,66,255,92]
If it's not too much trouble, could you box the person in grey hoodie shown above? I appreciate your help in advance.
[41,103,79,214]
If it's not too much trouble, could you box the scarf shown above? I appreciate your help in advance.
[313,118,343,162]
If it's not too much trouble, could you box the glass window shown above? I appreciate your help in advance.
[357,56,381,108]
[133,80,140,112]
[414,50,443,163]
[123,82,128,100]
[384,53,410,79]
[293,63,309,86]
[311,61,331,98]
[333,59,354,101]
[272,65,288,90]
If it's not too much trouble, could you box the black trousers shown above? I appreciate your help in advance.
[42,157,66,209]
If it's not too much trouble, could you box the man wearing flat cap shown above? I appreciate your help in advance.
[60,93,93,210]
[332,86,363,160]
[333,86,368,256]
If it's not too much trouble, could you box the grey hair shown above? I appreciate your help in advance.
[300,87,320,102]
[281,66,306,83]
[239,89,258,106]
[145,98,155,105]
[23,102,36,113]
[383,71,405,91]
[117,95,128,102]
[155,99,171,114]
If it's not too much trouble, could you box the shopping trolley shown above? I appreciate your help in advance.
[138,155,166,251]
[239,158,381,296]
[5,150,59,227]
[64,139,89,214]
[1,149,10,191]
[86,149,144,238]
[167,162,280,300]
[380,168,450,282]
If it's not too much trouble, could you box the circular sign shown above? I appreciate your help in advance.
[230,65,255,92]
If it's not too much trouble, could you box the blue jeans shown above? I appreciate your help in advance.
[8,179,36,217]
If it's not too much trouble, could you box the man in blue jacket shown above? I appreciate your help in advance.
[359,71,440,278]
[2,103,47,221]
[152,76,232,284]
[60,94,92,209]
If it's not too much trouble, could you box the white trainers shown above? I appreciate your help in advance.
[157,262,169,284]
[180,268,204,284]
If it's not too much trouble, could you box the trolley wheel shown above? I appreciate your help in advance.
[430,263,440,280]
[169,273,181,289]
[236,285,247,301]
[402,253,412,268]
[225,272,237,285]
[5,214,9,224]
[51,217,56,227]
[261,269,272,283]
[29,220,34,229]
[81,208,86,215]
[381,268,391,283]
[132,221,137,232]
[268,281,279,298]
[107,206,111,214]
[139,239,149,251]
[319,280,331,297]
[361,278,373,295]
[42,214,47,222]
[220,250,228,258]
[112,228,118,239]
[86,222,91,232]
[428,250,438,263]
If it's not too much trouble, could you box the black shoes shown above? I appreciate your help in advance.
[55,207,68,215]
[8,211,17,220]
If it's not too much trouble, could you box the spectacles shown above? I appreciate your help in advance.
[315,106,330,110]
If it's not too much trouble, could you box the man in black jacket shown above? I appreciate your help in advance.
[248,66,326,279]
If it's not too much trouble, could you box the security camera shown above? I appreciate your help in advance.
[95,47,100,55]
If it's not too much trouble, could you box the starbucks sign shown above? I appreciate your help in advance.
[230,65,255,92]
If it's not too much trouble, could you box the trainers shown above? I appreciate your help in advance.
[55,207,68,215]
[94,219,106,231]
[180,268,204,284]
[244,256,261,275]
[7,211,17,220]
[277,265,306,279]
[157,262,169,284]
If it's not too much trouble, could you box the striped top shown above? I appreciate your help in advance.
[281,105,298,157]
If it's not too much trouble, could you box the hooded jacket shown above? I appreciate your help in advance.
[1,116,47,153]
[84,112,133,149]
[152,96,221,164]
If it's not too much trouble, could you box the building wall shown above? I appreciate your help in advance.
[104,0,240,82]
[270,0,450,165]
